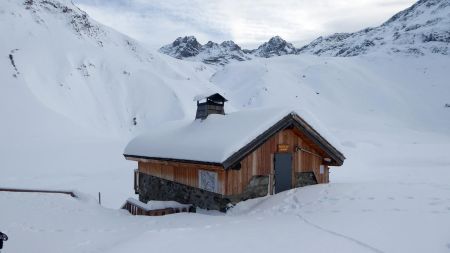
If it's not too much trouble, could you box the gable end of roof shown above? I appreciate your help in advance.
[222,112,345,169]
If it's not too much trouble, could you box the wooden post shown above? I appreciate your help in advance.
[98,192,101,205]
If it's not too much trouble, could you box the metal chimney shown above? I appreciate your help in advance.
[195,93,227,120]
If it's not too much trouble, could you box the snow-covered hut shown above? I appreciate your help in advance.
[124,93,345,211]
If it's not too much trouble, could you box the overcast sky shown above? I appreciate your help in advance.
[74,0,416,50]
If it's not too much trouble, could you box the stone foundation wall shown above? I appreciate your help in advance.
[294,172,318,187]
[138,173,268,212]
[228,175,269,203]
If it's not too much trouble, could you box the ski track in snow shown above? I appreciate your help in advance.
[295,213,384,253]
[289,192,385,253]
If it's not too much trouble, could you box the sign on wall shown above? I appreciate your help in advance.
[199,170,218,193]
[277,144,289,152]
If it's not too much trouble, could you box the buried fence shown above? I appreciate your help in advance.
[0,187,77,197]
[121,198,195,216]
[0,188,195,216]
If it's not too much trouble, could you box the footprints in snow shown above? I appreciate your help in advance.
[276,192,450,215]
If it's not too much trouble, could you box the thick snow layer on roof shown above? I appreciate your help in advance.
[124,107,342,164]
[193,92,217,101]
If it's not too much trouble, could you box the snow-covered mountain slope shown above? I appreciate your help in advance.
[0,45,135,207]
[0,0,220,206]
[159,36,298,65]
[298,0,450,56]
[1,0,216,137]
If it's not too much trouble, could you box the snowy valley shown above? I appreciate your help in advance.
[1,0,450,252]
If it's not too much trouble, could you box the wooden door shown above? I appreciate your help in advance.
[274,153,292,193]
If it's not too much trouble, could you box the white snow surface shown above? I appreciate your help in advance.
[124,107,342,164]
[1,0,450,252]
[1,183,450,253]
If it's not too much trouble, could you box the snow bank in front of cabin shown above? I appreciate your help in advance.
[124,107,343,164]
[3,181,450,253]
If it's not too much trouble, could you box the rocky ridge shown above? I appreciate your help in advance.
[159,36,295,65]
[160,0,450,64]
[297,0,450,56]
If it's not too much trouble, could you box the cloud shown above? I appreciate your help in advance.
[73,0,417,49]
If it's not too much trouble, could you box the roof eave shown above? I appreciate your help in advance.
[124,154,224,167]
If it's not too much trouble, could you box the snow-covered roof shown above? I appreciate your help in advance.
[193,92,227,102]
[124,107,344,168]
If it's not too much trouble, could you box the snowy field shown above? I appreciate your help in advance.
[1,182,450,253]
[1,0,450,252]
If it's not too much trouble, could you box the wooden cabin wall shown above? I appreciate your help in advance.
[138,128,330,197]
[138,161,226,195]
[225,129,328,195]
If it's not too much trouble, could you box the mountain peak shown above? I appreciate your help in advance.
[173,36,200,45]
[204,41,219,48]
[23,0,106,41]
[160,36,202,59]
[267,36,285,44]
[251,36,297,58]
[220,40,241,51]
[298,0,450,56]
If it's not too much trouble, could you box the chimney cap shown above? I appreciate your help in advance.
[194,92,228,103]
[195,93,227,120]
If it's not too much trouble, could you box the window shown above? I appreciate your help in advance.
[198,170,218,193]
[320,165,325,174]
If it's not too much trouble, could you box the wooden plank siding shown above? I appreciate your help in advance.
[138,160,226,195]
[138,128,329,196]
[225,128,328,195]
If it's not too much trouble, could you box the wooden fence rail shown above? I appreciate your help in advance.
[0,188,77,197]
